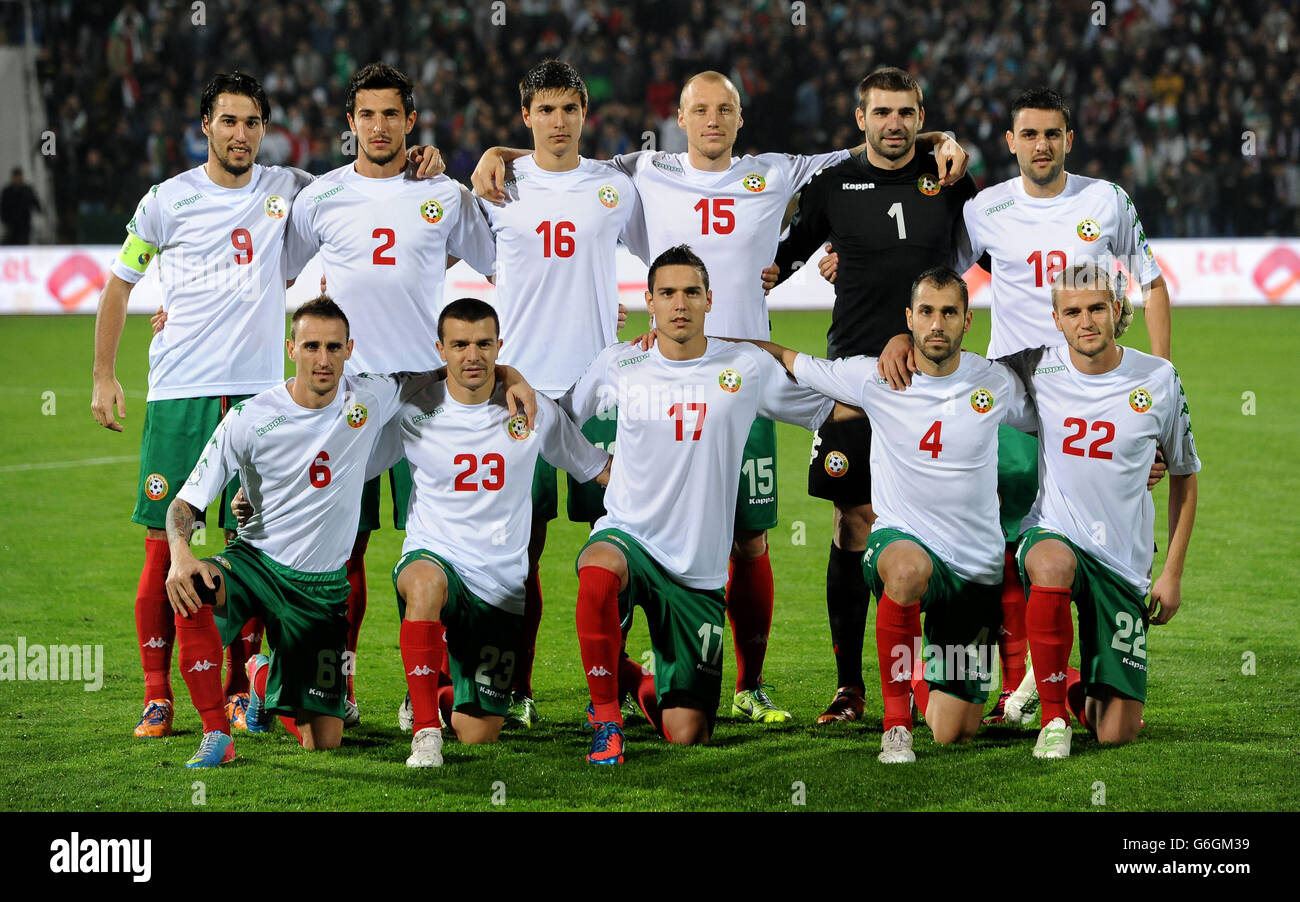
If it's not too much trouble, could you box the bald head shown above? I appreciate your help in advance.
[679,71,741,110]
[678,71,744,165]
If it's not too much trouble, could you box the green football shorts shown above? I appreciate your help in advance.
[532,412,614,524]
[359,458,412,532]
[997,425,1039,540]
[735,416,778,531]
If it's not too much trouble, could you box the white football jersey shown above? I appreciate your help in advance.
[962,173,1162,358]
[177,373,402,573]
[563,340,834,589]
[479,155,648,397]
[371,376,609,614]
[1012,345,1201,593]
[794,351,1034,585]
[610,150,848,340]
[111,164,314,401]
[284,166,497,375]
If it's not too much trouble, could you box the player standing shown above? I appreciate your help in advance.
[284,62,497,726]
[772,67,977,724]
[750,268,1036,761]
[92,73,313,740]
[1005,265,1197,757]
[377,299,610,766]
[470,60,647,726]
[567,246,856,763]
[474,69,968,723]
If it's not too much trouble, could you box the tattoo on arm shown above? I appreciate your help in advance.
[166,499,197,545]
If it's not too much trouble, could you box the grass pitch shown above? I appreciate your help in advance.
[0,308,1296,812]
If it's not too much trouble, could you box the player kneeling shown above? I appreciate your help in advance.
[379,299,611,767]
[1007,265,1199,758]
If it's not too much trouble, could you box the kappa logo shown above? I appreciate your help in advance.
[1077,218,1101,241]
[597,184,620,208]
[970,388,994,414]
[140,637,169,649]
[842,182,876,190]
[741,173,766,192]
[1129,388,1153,413]
[265,195,288,219]
[346,403,368,428]
[586,665,612,677]
[188,659,218,673]
[1043,671,1068,683]
[718,369,742,392]
[144,473,169,501]
[917,174,941,196]
[407,665,436,676]
[420,199,444,223]
[506,414,531,440]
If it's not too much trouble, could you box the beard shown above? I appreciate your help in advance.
[361,142,401,167]
[212,140,254,177]
[869,130,914,160]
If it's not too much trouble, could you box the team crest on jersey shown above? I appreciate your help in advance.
[265,195,288,219]
[824,451,849,477]
[506,414,531,440]
[597,185,620,208]
[970,389,994,414]
[420,199,444,223]
[718,369,742,392]
[917,174,941,196]
[212,555,231,570]
[346,403,369,428]
[145,473,169,501]
[1129,388,1153,413]
[1077,218,1101,241]
[741,173,766,192]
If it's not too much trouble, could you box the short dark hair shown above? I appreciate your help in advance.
[200,72,271,123]
[857,66,923,111]
[346,62,416,117]
[647,244,709,294]
[911,266,969,313]
[1010,86,1071,131]
[438,297,500,341]
[519,59,588,110]
[291,295,350,340]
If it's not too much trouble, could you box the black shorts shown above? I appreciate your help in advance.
[807,417,873,507]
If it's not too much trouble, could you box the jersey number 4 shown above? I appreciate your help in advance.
[919,420,943,458]
[454,453,505,491]
[1062,418,1115,459]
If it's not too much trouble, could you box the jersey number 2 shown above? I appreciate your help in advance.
[372,228,396,265]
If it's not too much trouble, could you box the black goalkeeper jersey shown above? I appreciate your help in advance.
[774,150,975,359]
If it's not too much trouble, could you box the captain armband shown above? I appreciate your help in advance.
[117,232,160,275]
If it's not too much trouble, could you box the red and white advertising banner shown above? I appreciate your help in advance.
[3,239,1299,314]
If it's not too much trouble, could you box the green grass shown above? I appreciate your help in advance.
[0,309,1296,811]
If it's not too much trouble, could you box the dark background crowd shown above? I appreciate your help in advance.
[19,0,1300,243]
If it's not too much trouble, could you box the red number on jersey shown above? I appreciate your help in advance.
[536,221,576,258]
[919,420,943,458]
[692,198,735,235]
[372,228,396,265]
[1027,249,1067,288]
[1062,418,1116,459]
[453,453,506,491]
[668,402,707,441]
[309,451,331,488]
[232,228,253,265]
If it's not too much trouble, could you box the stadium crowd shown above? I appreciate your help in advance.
[25,0,1300,242]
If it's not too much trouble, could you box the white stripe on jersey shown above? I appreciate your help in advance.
[963,173,1162,358]
[480,156,646,397]
[613,150,848,340]
[564,340,834,589]
[794,351,1033,585]
[383,376,608,613]
[177,373,403,573]
[1021,345,1200,593]
[112,164,314,400]
[285,167,497,375]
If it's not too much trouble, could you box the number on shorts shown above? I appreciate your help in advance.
[697,622,724,665]
[316,649,338,689]
[475,645,516,691]
[1109,611,1147,659]
[741,456,774,495]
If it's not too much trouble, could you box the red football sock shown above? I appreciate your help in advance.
[438,684,456,735]
[223,617,263,696]
[278,715,303,744]
[726,549,774,692]
[175,607,229,735]
[876,593,922,731]
[400,619,446,732]
[135,537,174,703]
[513,567,543,698]
[999,548,1028,692]
[1065,666,1089,729]
[252,657,268,698]
[1025,585,1074,726]
[576,566,623,724]
[618,652,648,697]
[910,671,931,719]
[634,669,665,737]
[344,550,368,704]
